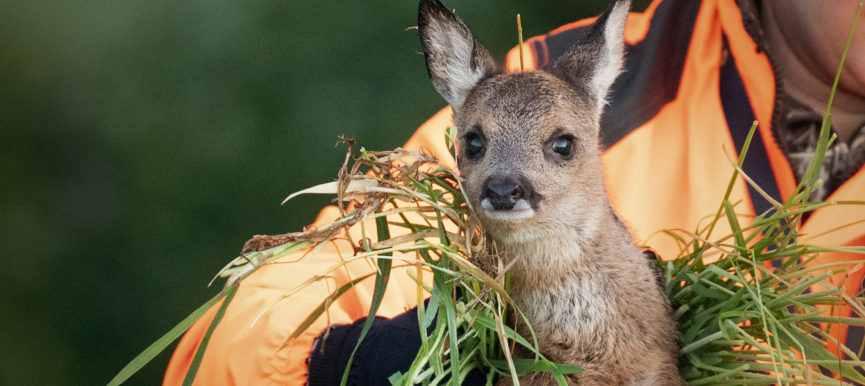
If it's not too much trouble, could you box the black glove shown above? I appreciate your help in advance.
[306,304,486,385]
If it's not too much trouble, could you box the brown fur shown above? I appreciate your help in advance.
[418,0,683,384]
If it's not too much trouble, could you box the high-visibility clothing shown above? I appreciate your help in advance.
[165,0,865,383]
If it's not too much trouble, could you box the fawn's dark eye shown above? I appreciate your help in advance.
[464,132,485,159]
[552,136,573,158]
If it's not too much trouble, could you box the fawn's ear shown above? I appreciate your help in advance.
[551,0,630,110]
[418,0,500,110]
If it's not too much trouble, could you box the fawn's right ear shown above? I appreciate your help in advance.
[418,0,500,110]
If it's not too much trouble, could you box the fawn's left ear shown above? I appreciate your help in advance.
[551,0,630,110]
[418,0,500,110]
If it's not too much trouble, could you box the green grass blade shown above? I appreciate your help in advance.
[441,278,461,385]
[340,216,393,385]
[107,292,225,386]
[795,2,861,198]
[487,358,581,374]
[703,121,759,244]
[778,325,865,383]
[182,284,239,386]
[286,274,375,342]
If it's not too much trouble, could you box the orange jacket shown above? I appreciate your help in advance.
[165,0,865,383]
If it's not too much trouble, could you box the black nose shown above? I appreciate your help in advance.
[482,175,532,210]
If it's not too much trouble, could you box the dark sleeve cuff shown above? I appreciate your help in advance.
[306,317,369,386]
[306,303,486,385]
[306,309,421,386]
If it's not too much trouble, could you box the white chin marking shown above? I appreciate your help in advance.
[480,198,535,222]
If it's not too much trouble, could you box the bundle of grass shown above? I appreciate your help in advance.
[661,123,865,385]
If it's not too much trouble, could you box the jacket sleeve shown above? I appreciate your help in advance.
[163,109,458,385]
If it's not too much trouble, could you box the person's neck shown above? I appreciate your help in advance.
[761,2,865,142]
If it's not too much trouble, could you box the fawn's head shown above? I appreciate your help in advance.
[418,0,630,243]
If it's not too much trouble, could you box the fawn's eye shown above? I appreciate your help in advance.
[552,136,573,158]
[464,132,485,159]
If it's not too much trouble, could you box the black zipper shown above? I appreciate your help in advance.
[736,0,787,163]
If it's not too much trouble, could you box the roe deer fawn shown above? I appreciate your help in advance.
[418,0,682,384]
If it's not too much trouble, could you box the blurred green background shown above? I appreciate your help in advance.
[0,0,648,384]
